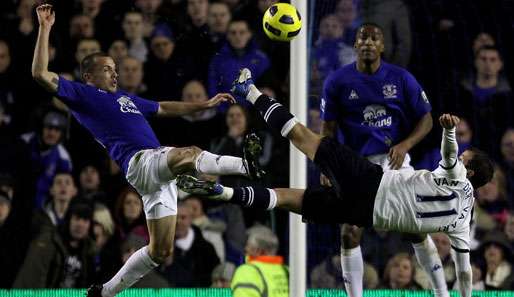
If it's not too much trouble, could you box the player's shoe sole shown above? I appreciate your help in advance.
[243,133,265,180]
[86,284,103,297]
[231,68,254,100]
[176,175,224,196]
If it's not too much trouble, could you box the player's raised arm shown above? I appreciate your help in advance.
[32,4,59,93]
[156,93,235,117]
[439,114,460,169]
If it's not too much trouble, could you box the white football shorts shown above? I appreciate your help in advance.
[126,147,177,219]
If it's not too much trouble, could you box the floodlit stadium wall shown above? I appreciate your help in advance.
[1,290,513,297]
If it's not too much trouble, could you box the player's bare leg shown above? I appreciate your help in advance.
[97,215,176,297]
[165,138,265,180]
[146,216,177,263]
[340,224,364,297]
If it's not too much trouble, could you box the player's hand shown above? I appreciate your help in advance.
[439,114,460,129]
[388,142,409,170]
[36,4,55,28]
[205,93,236,108]
[320,173,332,187]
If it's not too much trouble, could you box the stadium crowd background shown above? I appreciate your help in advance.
[0,0,514,292]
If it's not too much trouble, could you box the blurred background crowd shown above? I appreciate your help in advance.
[1,0,514,292]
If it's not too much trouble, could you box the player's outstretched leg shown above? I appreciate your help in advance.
[89,215,176,297]
[176,174,304,213]
[165,134,264,180]
[410,234,449,297]
[232,68,322,161]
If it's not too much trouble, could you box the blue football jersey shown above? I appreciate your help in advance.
[321,62,431,156]
[56,77,160,174]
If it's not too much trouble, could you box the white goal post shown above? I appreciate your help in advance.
[289,1,308,296]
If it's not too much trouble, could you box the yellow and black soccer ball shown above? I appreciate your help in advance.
[262,3,302,42]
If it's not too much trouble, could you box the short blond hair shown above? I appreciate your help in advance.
[94,203,115,237]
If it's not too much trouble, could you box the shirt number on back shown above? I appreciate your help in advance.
[415,193,457,218]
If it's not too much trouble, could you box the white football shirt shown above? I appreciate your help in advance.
[372,128,473,251]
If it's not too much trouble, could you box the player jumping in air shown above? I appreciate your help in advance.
[33,5,263,297]
[177,68,495,297]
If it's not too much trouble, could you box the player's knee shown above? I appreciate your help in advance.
[168,146,202,174]
[148,245,174,264]
[179,146,202,164]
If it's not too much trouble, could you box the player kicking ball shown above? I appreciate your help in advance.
[33,6,264,297]
[177,68,495,297]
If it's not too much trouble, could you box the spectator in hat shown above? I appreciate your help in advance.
[479,231,514,290]
[21,110,72,209]
[211,262,236,288]
[14,202,96,288]
[120,233,170,288]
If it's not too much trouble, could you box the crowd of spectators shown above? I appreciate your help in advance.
[0,0,514,292]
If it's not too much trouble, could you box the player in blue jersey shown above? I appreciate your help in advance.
[319,23,445,297]
[33,5,263,297]
[176,69,495,297]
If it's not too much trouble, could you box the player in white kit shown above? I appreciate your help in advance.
[177,69,495,297]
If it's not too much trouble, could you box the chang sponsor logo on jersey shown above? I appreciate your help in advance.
[362,104,392,127]
[117,96,142,115]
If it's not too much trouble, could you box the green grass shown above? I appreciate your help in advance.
[0,289,513,297]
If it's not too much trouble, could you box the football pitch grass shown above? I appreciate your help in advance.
[1,289,513,297]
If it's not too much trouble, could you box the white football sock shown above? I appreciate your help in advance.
[102,246,158,297]
[212,186,234,201]
[247,84,262,104]
[341,246,364,297]
[195,151,247,176]
[413,237,449,297]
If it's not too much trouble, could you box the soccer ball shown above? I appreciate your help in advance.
[262,3,302,42]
